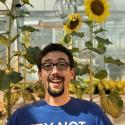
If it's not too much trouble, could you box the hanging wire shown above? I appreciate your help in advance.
[54,0,77,18]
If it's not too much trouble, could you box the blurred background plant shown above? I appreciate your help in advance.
[0,0,125,123]
[0,0,42,121]
[60,0,124,118]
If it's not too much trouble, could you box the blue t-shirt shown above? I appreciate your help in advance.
[7,97,113,125]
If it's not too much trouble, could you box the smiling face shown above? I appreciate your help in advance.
[39,51,74,97]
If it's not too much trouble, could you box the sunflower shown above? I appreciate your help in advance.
[64,13,82,33]
[84,0,110,24]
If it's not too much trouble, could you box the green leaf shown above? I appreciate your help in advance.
[104,56,124,66]
[24,47,41,64]
[63,34,71,43]
[72,32,84,38]
[10,33,20,44]
[85,41,93,49]
[0,35,8,46]
[85,41,106,54]
[109,90,123,109]
[21,0,30,4]
[94,28,107,34]
[75,64,89,75]
[75,88,84,99]
[84,21,92,27]
[22,31,31,48]
[95,36,112,45]
[20,26,39,32]
[92,41,106,54]
[92,48,106,54]
[70,47,79,53]
[94,70,108,80]
[0,70,23,90]
[21,0,33,7]
[0,0,6,3]
[100,90,123,118]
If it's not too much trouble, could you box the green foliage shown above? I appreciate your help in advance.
[95,36,112,45]
[94,70,108,80]
[6,81,45,104]
[100,90,123,118]
[20,26,39,32]
[0,35,8,46]
[24,47,41,64]
[75,64,89,75]
[0,0,6,4]
[85,38,109,54]
[63,34,71,44]
[70,47,79,53]
[94,41,106,54]
[93,28,107,34]
[85,41,93,49]
[71,32,84,38]
[10,33,20,44]
[0,69,23,90]
[62,13,124,118]
[0,0,40,119]
[104,56,124,66]
[21,0,33,7]
[110,90,123,109]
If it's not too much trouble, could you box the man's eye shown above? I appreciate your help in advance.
[44,64,52,67]
[58,63,67,67]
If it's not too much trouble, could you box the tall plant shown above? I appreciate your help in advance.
[62,0,124,118]
[0,0,41,120]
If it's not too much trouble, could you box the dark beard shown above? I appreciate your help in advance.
[47,73,65,97]
[48,85,64,97]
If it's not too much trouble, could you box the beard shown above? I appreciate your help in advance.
[48,85,64,97]
[47,74,65,97]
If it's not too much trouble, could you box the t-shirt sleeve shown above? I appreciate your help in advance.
[6,108,20,125]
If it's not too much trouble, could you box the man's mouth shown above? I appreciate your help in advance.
[50,79,62,83]
[49,77,64,88]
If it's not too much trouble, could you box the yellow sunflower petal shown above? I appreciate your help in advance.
[64,13,82,33]
[84,0,110,24]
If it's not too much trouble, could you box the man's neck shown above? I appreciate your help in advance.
[45,93,71,106]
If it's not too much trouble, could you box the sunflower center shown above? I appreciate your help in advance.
[91,0,104,16]
[68,19,79,29]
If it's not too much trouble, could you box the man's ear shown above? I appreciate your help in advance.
[71,68,76,80]
[38,70,42,81]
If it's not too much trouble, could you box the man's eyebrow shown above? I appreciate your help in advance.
[42,59,52,63]
[57,58,67,61]
[42,58,68,63]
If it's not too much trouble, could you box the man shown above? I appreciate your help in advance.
[7,43,113,125]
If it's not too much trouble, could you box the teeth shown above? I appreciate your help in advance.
[51,79,62,83]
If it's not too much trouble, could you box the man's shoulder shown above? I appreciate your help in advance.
[71,97,95,104]
[71,97,101,109]
[17,99,45,111]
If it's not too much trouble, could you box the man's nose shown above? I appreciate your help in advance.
[51,66,59,75]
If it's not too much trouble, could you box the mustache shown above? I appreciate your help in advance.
[47,74,65,82]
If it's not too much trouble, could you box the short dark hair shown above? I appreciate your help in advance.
[37,43,74,71]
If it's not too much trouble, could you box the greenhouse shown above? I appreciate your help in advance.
[0,0,125,125]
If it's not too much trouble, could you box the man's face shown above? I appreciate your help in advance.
[39,51,74,97]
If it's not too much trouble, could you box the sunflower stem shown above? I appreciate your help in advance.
[89,22,94,101]
[23,58,27,105]
[6,0,16,120]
